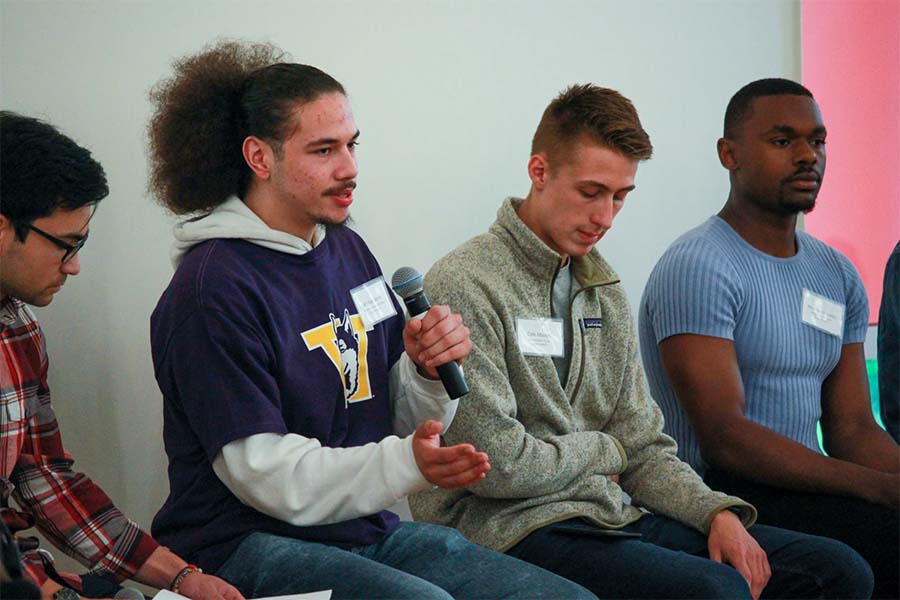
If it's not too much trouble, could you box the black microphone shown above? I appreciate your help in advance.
[391,267,470,399]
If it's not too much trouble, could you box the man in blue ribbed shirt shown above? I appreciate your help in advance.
[639,78,899,599]
[878,241,899,443]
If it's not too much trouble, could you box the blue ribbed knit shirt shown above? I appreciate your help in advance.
[638,216,869,473]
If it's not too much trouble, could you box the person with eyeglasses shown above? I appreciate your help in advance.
[23,222,90,265]
[0,112,244,600]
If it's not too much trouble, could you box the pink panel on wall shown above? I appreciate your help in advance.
[802,0,900,324]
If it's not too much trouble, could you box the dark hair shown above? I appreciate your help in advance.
[531,84,653,165]
[724,78,814,138]
[148,40,346,215]
[0,112,108,240]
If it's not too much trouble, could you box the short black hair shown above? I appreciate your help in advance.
[1,112,108,240]
[723,78,814,138]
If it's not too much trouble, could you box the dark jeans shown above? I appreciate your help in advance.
[507,514,872,599]
[706,468,900,600]
[216,521,596,599]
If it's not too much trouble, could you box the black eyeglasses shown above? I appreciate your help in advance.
[26,224,88,264]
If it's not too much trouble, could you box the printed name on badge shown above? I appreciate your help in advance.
[800,288,844,338]
[350,277,397,329]
[516,317,565,357]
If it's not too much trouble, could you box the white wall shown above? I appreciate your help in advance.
[1,0,800,556]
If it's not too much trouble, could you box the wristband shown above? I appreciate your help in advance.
[170,564,202,594]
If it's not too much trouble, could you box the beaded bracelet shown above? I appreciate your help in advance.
[171,564,203,594]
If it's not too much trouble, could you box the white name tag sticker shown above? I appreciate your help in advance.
[801,289,844,338]
[516,317,565,357]
[350,277,397,329]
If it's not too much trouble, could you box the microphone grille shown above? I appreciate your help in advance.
[391,267,424,299]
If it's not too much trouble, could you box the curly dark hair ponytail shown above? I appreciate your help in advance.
[148,40,345,214]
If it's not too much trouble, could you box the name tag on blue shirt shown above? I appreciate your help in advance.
[801,288,844,338]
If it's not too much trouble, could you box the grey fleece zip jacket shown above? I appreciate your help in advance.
[409,198,756,552]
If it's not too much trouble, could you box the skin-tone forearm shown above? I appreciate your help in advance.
[660,335,900,509]
[704,415,899,508]
[820,343,900,473]
[132,546,190,591]
[824,417,900,473]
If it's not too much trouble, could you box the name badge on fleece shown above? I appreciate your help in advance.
[350,277,397,329]
[517,318,565,357]
[801,289,844,338]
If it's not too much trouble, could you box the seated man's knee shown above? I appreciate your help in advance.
[766,535,873,600]
[558,581,599,600]
[391,583,454,600]
[510,567,597,600]
[690,563,751,599]
[398,522,468,555]
[812,538,873,599]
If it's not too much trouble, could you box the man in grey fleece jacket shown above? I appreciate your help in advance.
[409,84,872,599]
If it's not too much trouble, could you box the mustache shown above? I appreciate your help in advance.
[323,181,357,196]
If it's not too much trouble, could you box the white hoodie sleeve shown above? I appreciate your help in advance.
[212,353,457,525]
[390,352,459,436]
[213,432,431,526]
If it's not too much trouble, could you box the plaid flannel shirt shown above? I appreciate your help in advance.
[1,296,158,589]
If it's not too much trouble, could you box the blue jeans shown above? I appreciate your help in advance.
[706,468,898,600]
[216,521,596,599]
[506,515,873,599]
